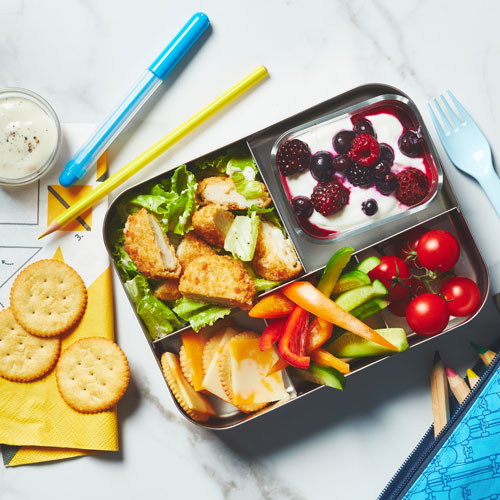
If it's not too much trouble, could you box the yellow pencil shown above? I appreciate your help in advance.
[466,368,480,389]
[446,366,470,404]
[430,351,449,437]
[39,66,268,238]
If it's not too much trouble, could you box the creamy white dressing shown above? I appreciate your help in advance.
[284,112,424,234]
[0,96,57,179]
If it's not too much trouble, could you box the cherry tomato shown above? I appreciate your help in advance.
[440,277,481,317]
[406,293,450,336]
[397,227,429,265]
[416,230,460,273]
[368,256,411,301]
[388,300,410,317]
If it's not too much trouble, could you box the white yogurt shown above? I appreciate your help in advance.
[0,96,57,180]
[284,112,426,234]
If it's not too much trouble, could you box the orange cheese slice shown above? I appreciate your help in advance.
[181,330,206,391]
[164,352,215,415]
[230,338,288,406]
[202,327,237,402]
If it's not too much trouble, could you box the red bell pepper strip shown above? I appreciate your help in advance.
[249,292,295,319]
[277,305,310,370]
[259,318,286,351]
[282,281,397,351]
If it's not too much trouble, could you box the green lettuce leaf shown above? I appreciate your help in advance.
[226,156,264,200]
[224,212,260,261]
[173,297,208,321]
[247,204,282,229]
[136,296,176,340]
[243,263,281,292]
[113,246,139,281]
[124,275,151,307]
[188,306,231,332]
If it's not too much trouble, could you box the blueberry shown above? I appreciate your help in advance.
[292,196,313,218]
[379,143,394,164]
[398,131,423,158]
[333,130,356,154]
[376,172,398,195]
[362,199,378,216]
[373,160,391,179]
[353,119,375,137]
[310,151,335,182]
[332,154,352,173]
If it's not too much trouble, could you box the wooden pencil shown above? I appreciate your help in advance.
[466,368,480,389]
[471,342,496,367]
[446,366,470,404]
[430,351,450,437]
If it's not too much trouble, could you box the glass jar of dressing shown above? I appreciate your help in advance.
[0,88,61,186]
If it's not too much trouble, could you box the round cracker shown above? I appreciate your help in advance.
[56,337,129,413]
[179,345,208,395]
[0,308,61,382]
[161,352,210,423]
[10,260,87,337]
[218,331,267,413]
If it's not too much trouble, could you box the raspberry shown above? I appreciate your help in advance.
[277,139,311,176]
[311,179,349,216]
[348,134,380,166]
[345,163,375,188]
[395,168,429,206]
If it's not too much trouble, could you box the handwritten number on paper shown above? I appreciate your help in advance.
[1,260,14,266]
[75,234,83,241]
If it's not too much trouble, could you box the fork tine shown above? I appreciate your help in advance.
[447,90,470,125]
[440,93,462,129]
[433,98,454,134]
[428,101,449,138]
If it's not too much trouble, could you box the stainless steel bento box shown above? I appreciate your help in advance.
[103,84,489,429]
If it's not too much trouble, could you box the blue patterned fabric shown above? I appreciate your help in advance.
[404,367,500,499]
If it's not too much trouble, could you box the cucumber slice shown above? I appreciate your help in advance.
[334,279,387,312]
[290,362,345,390]
[327,328,408,358]
[318,247,354,297]
[332,270,371,294]
[355,256,381,274]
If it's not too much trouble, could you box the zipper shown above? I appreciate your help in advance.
[377,350,500,500]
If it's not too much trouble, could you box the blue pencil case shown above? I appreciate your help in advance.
[379,343,500,500]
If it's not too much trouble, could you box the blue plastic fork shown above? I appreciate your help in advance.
[428,91,500,218]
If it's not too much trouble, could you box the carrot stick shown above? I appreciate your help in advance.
[311,348,350,374]
[282,281,397,351]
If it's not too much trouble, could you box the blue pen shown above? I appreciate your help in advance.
[59,12,209,187]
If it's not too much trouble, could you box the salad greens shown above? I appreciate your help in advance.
[173,297,231,332]
[223,211,260,262]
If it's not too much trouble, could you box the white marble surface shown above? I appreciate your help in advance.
[2,1,500,499]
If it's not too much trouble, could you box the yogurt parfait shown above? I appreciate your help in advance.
[276,104,436,239]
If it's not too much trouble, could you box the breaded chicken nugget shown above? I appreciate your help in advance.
[124,208,181,280]
[154,279,181,301]
[196,177,271,210]
[192,204,234,248]
[251,221,302,281]
[179,254,256,310]
[176,233,215,271]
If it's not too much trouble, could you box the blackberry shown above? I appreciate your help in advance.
[346,163,375,188]
[277,139,311,176]
[311,180,349,216]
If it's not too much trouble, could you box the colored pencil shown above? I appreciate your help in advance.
[471,342,496,367]
[466,368,480,389]
[39,65,268,238]
[430,351,449,437]
[446,366,470,404]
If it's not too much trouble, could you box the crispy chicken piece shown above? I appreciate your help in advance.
[251,221,302,281]
[179,254,256,310]
[192,204,234,248]
[124,208,181,280]
[176,233,215,271]
[154,279,181,301]
[196,176,271,210]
